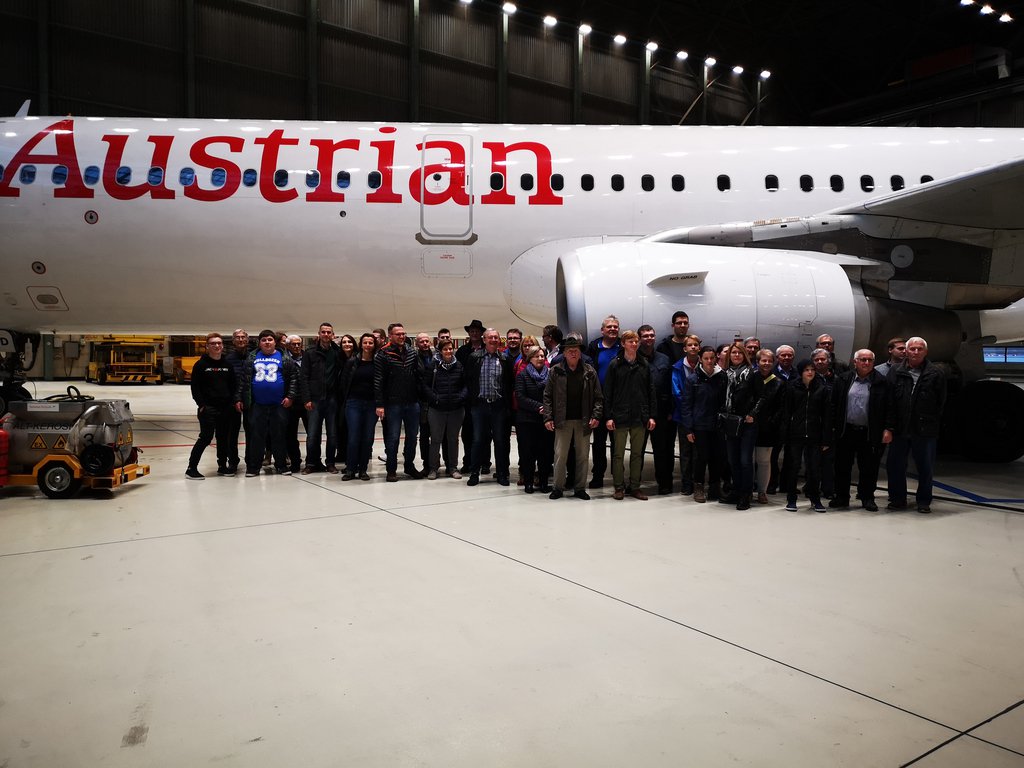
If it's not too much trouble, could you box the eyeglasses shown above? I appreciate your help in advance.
[207,341,223,346]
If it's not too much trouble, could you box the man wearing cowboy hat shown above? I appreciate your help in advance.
[456,319,488,473]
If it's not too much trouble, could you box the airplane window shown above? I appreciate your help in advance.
[148,167,163,186]
[799,175,814,192]
[84,166,100,185]
[19,165,36,184]
[921,175,933,183]
[641,174,654,192]
[368,171,382,189]
[306,170,320,188]
[0,164,4,182]
[211,168,227,187]
[337,170,351,189]
[179,167,195,187]
[581,174,594,192]
[860,175,874,192]
[890,175,905,191]
[490,172,504,191]
[765,174,779,192]
[52,165,69,185]
[717,174,730,192]
[521,173,534,192]
[274,169,288,188]
[671,174,685,192]
[115,166,131,185]
[830,174,844,192]
[611,174,624,192]
[551,173,564,192]
[243,169,258,187]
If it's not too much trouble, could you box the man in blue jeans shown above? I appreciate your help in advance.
[374,323,425,482]
[464,328,514,487]
[300,322,341,474]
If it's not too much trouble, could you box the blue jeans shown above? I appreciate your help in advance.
[725,422,756,496]
[383,401,420,473]
[305,396,337,468]
[470,400,510,478]
[345,398,377,473]
[887,435,937,506]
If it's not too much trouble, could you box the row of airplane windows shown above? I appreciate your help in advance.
[0,163,932,194]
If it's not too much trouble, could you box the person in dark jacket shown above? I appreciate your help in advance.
[780,360,832,512]
[464,328,515,486]
[186,333,237,479]
[751,349,784,504]
[421,339,467,480]
[339,333,378,481]
[720,343,767,510]
[885,336,946,513]
[603,331,657,500]
[677,346,726,502]
[284,335,307,474]
[514,346,553,493]
[638,325,675,495]
[222,328,252,473]
[300,323,342,474]
[584,315,621,489]
[374,323,424,481]
[830,349,893,511]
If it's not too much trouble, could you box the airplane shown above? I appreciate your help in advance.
[2,103,1024,461]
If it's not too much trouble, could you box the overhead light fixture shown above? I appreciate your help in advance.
[502,2,516,14]
[459,0,472,5]
[543,15,557,27]
[960,0,975,5]
[760,69,772,80]
[646,41,658,52]
[980,4,994,13]
[579,23,592,35]
[732,65,744,75]
[704,56,716,67]
[676,50,688,61]
[1000,11,1012,20]
[613,34,627,45]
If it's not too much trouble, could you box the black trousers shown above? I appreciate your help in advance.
[516,420,553,485]
[189,405,234,470]
[833,425,882,504]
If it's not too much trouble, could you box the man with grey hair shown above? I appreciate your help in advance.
[886,336,946,513]
[830,348,892,511]
[584,315,621,488]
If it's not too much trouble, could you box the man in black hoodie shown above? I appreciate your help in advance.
[186,333,237,479]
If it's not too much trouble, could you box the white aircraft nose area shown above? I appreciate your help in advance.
[1,382,1023,766]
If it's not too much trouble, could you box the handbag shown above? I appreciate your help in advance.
[718,412,743,437]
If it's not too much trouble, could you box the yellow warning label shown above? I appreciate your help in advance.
[117,432,125,446]
[30,434,47,449]
[53,435,68,450]
[127,428,133,443]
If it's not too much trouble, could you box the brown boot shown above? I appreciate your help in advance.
[693,483,706,503]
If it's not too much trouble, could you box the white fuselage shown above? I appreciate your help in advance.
[2,117,1023,334]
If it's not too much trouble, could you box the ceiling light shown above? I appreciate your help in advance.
[459,0,472,4]
[502,2,516,14]
[960,0,975,5]
[760,69,772,80]
[613,34,626,45]
[704,56,716,67]
[579,23,592,35]
[732,65,744,75]
[646,41,658,52]
[980,4,994,13]
[543,15,556,27]
[676,50,688,61]
[999,11,1012,21]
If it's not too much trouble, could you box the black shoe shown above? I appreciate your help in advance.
[359,472,371,481]
[467,474,480,486]
[538,483,552,493]
[736,495,751,511]
[863,501,879,512]
[886,500,907,511]
[574,489,591,500]
[681,484,694,496]
[481,464,492,474]
[216,466,228,476]
[719,492,738,505]
[549,489,563,499]
[497,476,510,487]
[917,504,931,514]
[588,478,603,489]
[458,466,470,474]
[658,486,673,495]
[185,467,204,480]
[341,471,356,481]
[829,499,849,509]
[524,485,534,494]
[386,472,398,482]
[404,466,424,479]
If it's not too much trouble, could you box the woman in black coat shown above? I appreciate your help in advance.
[779,359,832,512]
[514,346,553,493]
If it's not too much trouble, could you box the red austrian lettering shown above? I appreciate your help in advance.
[480,141,562,206]
[101,135,176,200]
[255,129,300,203]
[184,136,244,202]
[366,128,402,204]
[409,140,471,206]
[306,138,360,203]
[0,119,93,199]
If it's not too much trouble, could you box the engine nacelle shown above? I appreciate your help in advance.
[553,241,961,362]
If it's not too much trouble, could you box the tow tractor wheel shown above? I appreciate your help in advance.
[37,461,82,499]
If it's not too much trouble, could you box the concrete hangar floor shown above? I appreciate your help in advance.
[0,382,1022,768]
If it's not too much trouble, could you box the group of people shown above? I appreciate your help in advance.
[186,314,946,513]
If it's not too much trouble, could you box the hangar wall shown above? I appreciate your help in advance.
[0,0,748,125]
